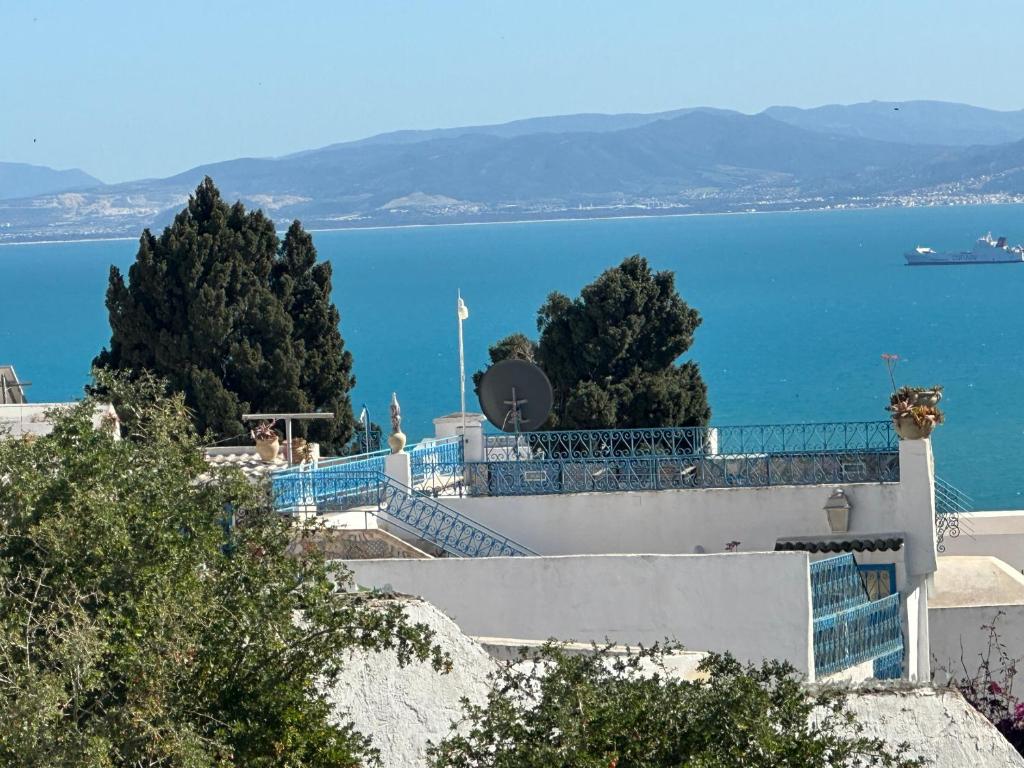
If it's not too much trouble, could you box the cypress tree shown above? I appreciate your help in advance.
[477,255,710,430]
[272,221,356,450]
[95,177,356,452]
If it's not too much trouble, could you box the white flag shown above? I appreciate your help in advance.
[457,296,469,321]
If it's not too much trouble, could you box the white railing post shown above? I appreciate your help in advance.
[895,437,937,681]
[384,451,412,489]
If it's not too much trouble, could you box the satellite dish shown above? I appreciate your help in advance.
[478,359,553,433]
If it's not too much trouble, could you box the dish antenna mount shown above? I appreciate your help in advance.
[477,359,553,433]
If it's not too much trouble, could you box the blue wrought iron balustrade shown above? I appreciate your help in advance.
[272,468,382,512]
[409,437,465,497]
[813,593,903,678]
[482,421,897,461]
[378,475,535,558]
[466,450,899,496]
[271,449,387,512]
[934,475,972,553]
[873,648,904,680]
[810,554,870,618]
[270,467,534,557]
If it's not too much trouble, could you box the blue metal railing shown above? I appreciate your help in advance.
[810,554,869,618]
[813,593,903,677]
[467,450,899,496]
[410,437,465,496]
[377,475,535,558]
[271,449,388,511]
[934,475,972,553]
[473,421,899,496]
[270,464,534,558]
[935,475,974,516]
[873,648,904,680]
[483,421,897,460]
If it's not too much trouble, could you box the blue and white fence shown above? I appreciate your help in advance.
[410,437,465,496]
[813,593,903,678]
[809,554,904,679]
[469,422,899,496]
[271,449,388,512]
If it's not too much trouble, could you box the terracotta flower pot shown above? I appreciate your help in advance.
[256,438,280,461]
[893,415,934,440]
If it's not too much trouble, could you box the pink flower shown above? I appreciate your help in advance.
[989,681,1003,695]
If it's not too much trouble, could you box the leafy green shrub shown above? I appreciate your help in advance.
[0,371,448,767]
[429,643,923,768]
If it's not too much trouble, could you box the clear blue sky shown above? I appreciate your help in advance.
[3,0,1022,183]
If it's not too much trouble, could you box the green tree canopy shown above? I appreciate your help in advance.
[429,644,923,768]
[95,177,356,453]
[478,255,710,429]
[0,371,447,766]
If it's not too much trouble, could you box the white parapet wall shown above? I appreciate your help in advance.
[443,482,899,557]
[928,556,1024,683]
[446,439,937,579]
[344,551,817,676]
[939,511,1024,571]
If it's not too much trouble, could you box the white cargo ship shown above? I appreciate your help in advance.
[905,233,1024,265]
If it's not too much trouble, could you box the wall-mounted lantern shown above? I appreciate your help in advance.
[824,488,852,533]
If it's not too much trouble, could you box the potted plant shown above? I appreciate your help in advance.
[892,385,943,408]
[882,354,945,440]
[252,421,280,461]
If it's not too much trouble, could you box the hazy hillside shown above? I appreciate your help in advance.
[0,162,103,200]
[764,101,1024,147]
[2,102,1023,244]
[328,107,739,149]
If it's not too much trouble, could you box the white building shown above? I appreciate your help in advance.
[270,413,960,683]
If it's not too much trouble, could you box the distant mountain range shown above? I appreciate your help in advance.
[2,100,1024,244]
[0,162,102,201]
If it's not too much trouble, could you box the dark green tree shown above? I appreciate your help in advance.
[0,371,448,767]
[94,177,356,453]
[478,256,710,430]
[471,332,538,396]
[272,221,356,450]
[428,644,923,768]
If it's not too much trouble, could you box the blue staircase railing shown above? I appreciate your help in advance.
[377,475,535,558]
[934,475,971,553]
[809,554,904,679]
[270,463,534,558]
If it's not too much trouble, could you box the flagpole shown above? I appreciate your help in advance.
[457,290,467,442]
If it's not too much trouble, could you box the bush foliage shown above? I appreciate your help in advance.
[0,371,447,766]
[429,643,924,768]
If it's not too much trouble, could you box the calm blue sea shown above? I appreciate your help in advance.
[3,205,1024,508]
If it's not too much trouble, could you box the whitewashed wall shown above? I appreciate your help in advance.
[939,512,1024,571]
[447,439,935,578]
[447,482,897,555]
[329,599,1024,768]
[344,551,817,675]
[930,605,1024,683]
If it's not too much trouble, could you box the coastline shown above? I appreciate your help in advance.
[2,199,1023,247]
